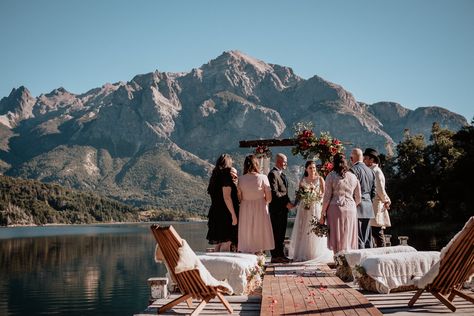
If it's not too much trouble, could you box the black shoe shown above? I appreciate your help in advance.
[281,256,292,263]
[270,257,285,263]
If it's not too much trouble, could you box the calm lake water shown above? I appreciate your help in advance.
[0,221,459,316]
[0,222,210,316]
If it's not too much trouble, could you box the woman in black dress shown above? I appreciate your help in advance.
[206,154,239,252]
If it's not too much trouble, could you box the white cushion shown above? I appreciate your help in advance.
[361,251,440,293]
[342,245,417,268]
[198,252,262,295]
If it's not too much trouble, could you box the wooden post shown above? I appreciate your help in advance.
[398,236,409,246]
[147,277,169,304]
[239,138,296,148]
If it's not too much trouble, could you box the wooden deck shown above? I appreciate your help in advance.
[260,263,382,316]
[135,294,261,315]
[135,263,474,315]
[361,287,474,315]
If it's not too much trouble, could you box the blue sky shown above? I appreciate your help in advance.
[1,0,473,121]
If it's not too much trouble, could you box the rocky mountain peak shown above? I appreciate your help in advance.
[183,50,300,103]
[45,87,70,97]
[0,86,36,128]
[367,102,410,123]
[293,75,360,112]
[35,87,82,116]
[219,50,274,74]
[0,86,34,110]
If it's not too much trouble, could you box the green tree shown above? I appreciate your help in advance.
[385,121,473,225]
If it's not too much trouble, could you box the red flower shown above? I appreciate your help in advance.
[300,140,310,150]
[332,139,341,145]
[324,162,333,171]
[330,146,338,155]
[319,138,328,146]
[302,130,313,138]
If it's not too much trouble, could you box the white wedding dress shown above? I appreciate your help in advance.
[288,178,334,263]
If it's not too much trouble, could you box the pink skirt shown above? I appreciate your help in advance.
[326,203,358,253]
[238,198,275,253]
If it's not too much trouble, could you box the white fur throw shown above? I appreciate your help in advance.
[361,251,440,293]
[198,252,261,295]
[342,245,417,268]
[155,240,233,294]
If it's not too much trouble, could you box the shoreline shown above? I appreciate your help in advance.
[1,217,208,228]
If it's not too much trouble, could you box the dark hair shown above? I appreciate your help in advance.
[243,154,259,174]
[208,154,233,193]
[303,160,318,177]
[333,153,348,178]
[212,153,232,172]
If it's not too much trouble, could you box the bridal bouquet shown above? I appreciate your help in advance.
[295,185,322,210]
[309,215,329,237]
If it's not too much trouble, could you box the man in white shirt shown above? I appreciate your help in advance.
[363,148,391,247]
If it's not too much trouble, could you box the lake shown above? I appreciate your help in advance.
[0,222,210,316]
[0,221,459,316]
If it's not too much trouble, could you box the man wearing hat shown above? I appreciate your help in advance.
[350,148,376,249]
[363,148,391,247]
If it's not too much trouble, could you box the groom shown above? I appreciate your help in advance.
[268,153,294,263]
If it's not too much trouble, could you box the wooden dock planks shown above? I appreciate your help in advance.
[136,261,473,315]
[260,264,382,316]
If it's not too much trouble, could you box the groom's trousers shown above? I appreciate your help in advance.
[270,208,288,258]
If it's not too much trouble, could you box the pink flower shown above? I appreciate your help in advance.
[324,162,333,171]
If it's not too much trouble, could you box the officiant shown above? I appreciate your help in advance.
[363,148,391,247]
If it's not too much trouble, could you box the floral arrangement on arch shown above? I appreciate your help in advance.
[254,145,272,159]
[291,122,344,174]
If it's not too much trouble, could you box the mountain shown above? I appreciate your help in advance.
[366,102,467,143]
[0,51,468,214]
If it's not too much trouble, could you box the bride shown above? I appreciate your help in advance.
[288,160,334,263]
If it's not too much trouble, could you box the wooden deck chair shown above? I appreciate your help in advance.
[408,216,474,312]
[150,224,233,315]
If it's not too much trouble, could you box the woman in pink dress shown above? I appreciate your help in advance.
[237,154,275,254]
[320,153,361,253]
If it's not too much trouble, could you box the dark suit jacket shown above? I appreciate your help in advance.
[268,167,290,212]
[350,162,376,218]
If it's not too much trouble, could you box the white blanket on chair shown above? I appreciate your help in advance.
[342,245,417,268]
[156,239,233,294]
[361,251,440,293]
[198,253,260,295]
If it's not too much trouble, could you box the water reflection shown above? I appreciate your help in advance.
[387,223,462,251]
[0,222,208,316]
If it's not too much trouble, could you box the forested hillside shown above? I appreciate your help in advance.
[0,175,200,226]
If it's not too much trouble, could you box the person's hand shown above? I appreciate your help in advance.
[384,201,391,210]
[286,202,294,209]
[231,214,238,226]
[319,214,326,225]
